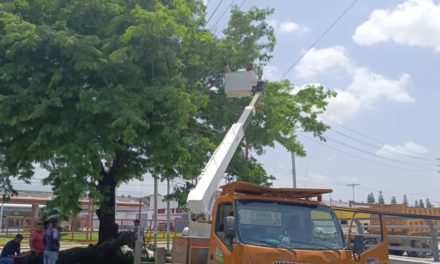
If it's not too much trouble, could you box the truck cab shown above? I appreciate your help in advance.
[206,181,388,264]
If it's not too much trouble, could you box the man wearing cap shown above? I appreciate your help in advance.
[43,217,60,264]
[29,222,45,264]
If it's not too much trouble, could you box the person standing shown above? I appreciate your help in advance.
[0,234,24,264]
[133,219,144,242]
[43,217,60,264]
[29,222,45,264]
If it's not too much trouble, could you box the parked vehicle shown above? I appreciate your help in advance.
[369,204,440,257]
[170,69,389,264]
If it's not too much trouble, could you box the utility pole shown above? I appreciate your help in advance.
[346,183,359,202]
[153,176,158,251]
[0,192,3,233]
[291,152,296,188]
[0,187,5,234]
[166,179,171,253]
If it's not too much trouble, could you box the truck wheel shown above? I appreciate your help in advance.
[408,240,426,258]
[389,250,404,256]
[389,243,404,256]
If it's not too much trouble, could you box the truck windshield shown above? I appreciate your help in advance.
[236,200,344,250]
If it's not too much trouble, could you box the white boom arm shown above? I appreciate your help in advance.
[186,91,262,217]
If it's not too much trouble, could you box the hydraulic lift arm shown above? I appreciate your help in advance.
[186,69,263,236]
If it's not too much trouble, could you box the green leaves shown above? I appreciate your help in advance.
[223,6,275,68]
[0,0,335,222]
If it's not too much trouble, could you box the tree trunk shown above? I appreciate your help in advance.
[96,171,118,244]
[96,149,128,244]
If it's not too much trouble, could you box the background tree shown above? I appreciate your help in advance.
[0,0,334,242]
[378,191,385,205]
[426,198,433,208]
[414,200,419,207]
[419,199,425,208]
[391,196,397,204]
[367,192,375,204]
[403,195,408,206]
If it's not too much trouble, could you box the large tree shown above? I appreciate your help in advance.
[0,0,333,242]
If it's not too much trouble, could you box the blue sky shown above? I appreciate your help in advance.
[242,0,440,205]
[14,0,440,206]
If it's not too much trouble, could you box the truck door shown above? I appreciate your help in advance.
[348,213,388,264]
[209,202,234,264]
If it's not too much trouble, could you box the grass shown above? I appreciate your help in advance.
[0,232,99,246]
[0,231,182,247]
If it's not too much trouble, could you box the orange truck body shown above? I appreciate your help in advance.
[369,204,440,235]
[171,181,389,264]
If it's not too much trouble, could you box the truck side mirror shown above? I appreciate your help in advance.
[353,234,365,255]
[224,216,236,239]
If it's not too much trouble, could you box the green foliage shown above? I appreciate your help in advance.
[0,0,335,241]
[426,198,433,208]
[367,192,375,204]
[403,194,408,206]
[391,196,397,204]
[165,181,195,208]
[378,191,385,204]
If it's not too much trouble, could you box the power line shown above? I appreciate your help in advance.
[323,135,438,171]
[211,0,236,33]
[327,128,436,164]
[214,0,248,36]
[281,0,359,78]
[300,134,438,173]
[239,0,247,9]
[324,118,438,159]
[206,0,225,25]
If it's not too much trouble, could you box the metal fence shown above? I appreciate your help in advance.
[0,216,188,243]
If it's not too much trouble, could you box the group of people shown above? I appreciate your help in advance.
[0,217,60,264]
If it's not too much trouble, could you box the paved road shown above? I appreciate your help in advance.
[390,256,438,264]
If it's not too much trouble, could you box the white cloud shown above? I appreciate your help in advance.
[269,19,309,34]
[298,173,334,188]
[321,90,362,123]
[263,65,281,81]
[353,0,440,52]
[294,46,414,123]
[280,21,299,33]
[348,68,414,104]
[280,21,303,33]
[294,47,352,78]
[321,69,414,123]
[376,141,429,158]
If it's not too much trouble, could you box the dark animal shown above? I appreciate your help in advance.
[56,231,136,264]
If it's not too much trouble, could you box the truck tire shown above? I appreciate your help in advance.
[389,243,404,256]
[408,240,426,258]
